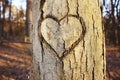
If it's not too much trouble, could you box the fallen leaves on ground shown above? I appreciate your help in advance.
[106,46,120,80]
[0,42,32,80]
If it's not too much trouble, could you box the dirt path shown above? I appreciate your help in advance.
[0,42,32,80]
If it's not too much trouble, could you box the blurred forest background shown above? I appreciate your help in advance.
[103,0,120,46]
[0,0,27,42]
[0,0,32,80]
[103,0,120,79]
[0,0,120,80]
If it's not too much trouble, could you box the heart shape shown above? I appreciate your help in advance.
[40,16,83,57]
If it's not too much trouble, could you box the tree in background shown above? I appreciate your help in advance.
[19,7,25,33]
[25,0,31,37]
[8,0,12,37]
[103,0,120,46]
[12,6,26,37]
[0,1,2,20]
[0,0,13,38]
[24,0,32,42]
[0,0,2,39]
[0,0,26,42]
[32,0,106,80]
[2,0,9,37]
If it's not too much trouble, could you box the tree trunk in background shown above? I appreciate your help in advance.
[1,0,9,37]
[8,0,12,37]
[25,0,32,36]
[24,0,32,42]
[0,4,2,38]
[0,4,1,20]
[110,0,118,46]
[116,0,120,45]
[32,0,106,80]
[1,0,6,37]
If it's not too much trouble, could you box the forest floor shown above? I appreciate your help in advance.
[0,41,120,80]
[0,41,33,80]
[106,46,120,80]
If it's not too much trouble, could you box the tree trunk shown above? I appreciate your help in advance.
[24,0,32,42]
[0,4,1,20]
[25,0,32,37]
[8,0,12,37]
[0,5,2,38]
[32,0,106,80]
[1,0,6,37]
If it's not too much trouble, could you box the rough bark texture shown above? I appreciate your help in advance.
[32,0,106,80]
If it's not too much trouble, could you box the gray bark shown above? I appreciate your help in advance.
[32,0,106,80]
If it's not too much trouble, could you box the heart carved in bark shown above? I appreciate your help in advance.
[40,16,83,57]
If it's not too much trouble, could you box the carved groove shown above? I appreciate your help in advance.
[102,38,106,80]
[92,57,95,80]
[38,62,41,78]
[60,15,86,60]
[45,15,59,24]
[86,53,88,71]
[40,16,86,60]
[38,0,86,61]
[92,67,95,80]
[92,15,95,34]
[40,0,46,20]
[66,0,69,23]
[76,0,79,17]
[41,41,44,62]
[39,34,62,61]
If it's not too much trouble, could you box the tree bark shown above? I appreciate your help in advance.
[25,0,32,36]
[32,0,106,80]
